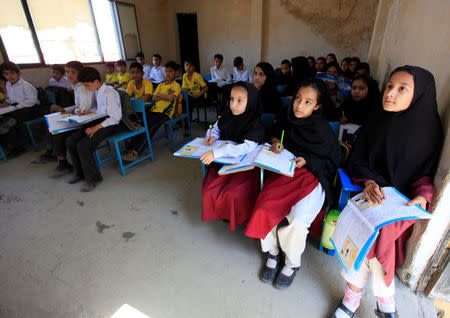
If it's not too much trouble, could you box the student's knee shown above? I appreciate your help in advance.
[76,138,91,154]
[66,135,77,150]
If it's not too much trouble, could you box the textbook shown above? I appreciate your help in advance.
[173,137,248,165]
[45,112,106,135]
[316,72,352,98]
[57,112,106,124]
[218,143,296,177]
[330,187,431,272]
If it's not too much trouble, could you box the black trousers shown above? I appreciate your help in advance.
[66,124,119,182]
[1,106,40,149]
[127,111,168,154]
[53,131,74,157]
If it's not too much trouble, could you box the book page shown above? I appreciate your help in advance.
[350,187,431,229]
[218,145,262,175]
[253,143,296,177]
[45,112,81,135]
[338,123,361,142]
[173,137,244,164]
[0,106,16,115]
[58,112,106,124]
[330,203,375,272]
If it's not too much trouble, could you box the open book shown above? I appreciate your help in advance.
[45,111,106,135]
[218,143,296,177]
[330,187,431,272]
[58,112,106,124]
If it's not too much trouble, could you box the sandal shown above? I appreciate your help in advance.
[330,300,357,318]
[121,150,139,162]
[374,304,398,318]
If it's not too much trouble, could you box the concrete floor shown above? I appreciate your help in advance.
[0,122,438,318]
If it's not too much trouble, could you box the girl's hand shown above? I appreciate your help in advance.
[292,156,306,168]
[363,180,386,204]
[204,136,217,145]
[200,150,215,165]
[407,195,427,210]
[270,138,283,154]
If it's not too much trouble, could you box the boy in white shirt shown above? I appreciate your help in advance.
[233,56,252,83]
[66,67,122,192]
[48,64,72,90]
[210,54,231,83]
[136,52,152,81]
[149,54,166,83]
[0,61,40,157]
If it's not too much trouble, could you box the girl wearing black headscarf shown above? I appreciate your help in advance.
[245,78,341,289]
[201,81,265,231]
[332,66,443,318]
[340,74,382,126]
[253,62,282,115]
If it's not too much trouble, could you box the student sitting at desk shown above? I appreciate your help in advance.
[121,61,181,162]
[233,56,252,83]
[135,52,152,81]
[48,64,72,90]
[182,58,208,119]
[245,78,341,289]
[201,81,265,231]
[66,67,122,192]
[0,61,40,157]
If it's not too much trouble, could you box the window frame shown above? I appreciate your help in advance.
[0,0,132,68]
[112,1,142,61]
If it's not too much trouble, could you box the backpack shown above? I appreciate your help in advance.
[118,90,140,132]
[45,86,75,108]
[36,87,50,116]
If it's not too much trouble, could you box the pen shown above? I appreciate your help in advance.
[279,130,285,151]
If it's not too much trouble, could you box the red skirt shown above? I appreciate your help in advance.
[202,166,260,230]
[244,167,319,239]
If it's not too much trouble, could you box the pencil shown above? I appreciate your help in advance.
[209,125,212,138]
[279,130,285,151]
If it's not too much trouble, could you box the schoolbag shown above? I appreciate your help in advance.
[36,87,50,116]
[118,90,140,132]
[45,86,74,108]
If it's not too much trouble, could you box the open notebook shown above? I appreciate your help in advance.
[45,112,106,135]
[218,143,296,177]
[330,187,431,272]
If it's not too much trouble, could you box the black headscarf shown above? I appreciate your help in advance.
[255,62,282,114]
[346,66,443,194]
[291,56,315,87]
[218,81,265,144]
[341,74,382,125]
[277,79,342,202]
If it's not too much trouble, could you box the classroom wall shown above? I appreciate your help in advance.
[368,0,450,292]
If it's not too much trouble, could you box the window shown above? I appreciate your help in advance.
[0,0,41,64]
[0,0,138,65]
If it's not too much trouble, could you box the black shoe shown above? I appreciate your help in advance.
[31,152,56,164]
[374,304,397,318]
[68,175,83,184]
[80,179,102,192]
[51,163,73,178]
[273,267,298,289]
[330,300,357,318]
[260,253,280,283]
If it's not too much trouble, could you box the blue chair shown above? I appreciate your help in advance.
[201,74,212,82]
[25,91,56,151]
[94,98,154,176]
[337,168,363,211]
[152,91,192,151]
[0,145,7,162]
[46,91,56,104]
[276,85,286,95]
[281,97,290,107]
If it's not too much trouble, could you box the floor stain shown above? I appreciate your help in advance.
[122,232,136,241]
[171,210,178,216]
[96,221,115,233]
[76,200,84,207]
[0,194,22,204]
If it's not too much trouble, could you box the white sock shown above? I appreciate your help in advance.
[334,285,362,317]
[265,251,279,269]
[280,265,294,276]
[376,296,395,313]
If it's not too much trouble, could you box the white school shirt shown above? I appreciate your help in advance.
[150,66,166,83]
[210,65,232,82]
[233,67,252,83]
[143,64,152,80]
[94,83,122,128]
[207,120,258,158]
[5,78,39,109]
[72,83,96,113]
[48,76,73,90]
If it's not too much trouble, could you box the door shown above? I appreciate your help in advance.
[176,13,200,73]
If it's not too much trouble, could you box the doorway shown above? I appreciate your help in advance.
[177,13,200,74]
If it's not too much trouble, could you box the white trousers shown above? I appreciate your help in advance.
[260,183,325,268]
[341,257,395,297]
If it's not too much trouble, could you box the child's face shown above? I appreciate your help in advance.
[229,86,248,116]
[52,69,64,81]
[165,67,175,81]
[117,64,127,73]
[65,67,78,83]
[153,57,161,67]
[351,79,369,101]
[316,59,325,72]
[341,61,349,72]
[136,56,145,65]
[327,66,338,76]
[130,67,143,81]
[349,61,358,72]
[292,86,320,118]
[82,79,101,91]
[3,70,20,84]
[214,58,223,69]
[307,58,314,68]
[281,63,290,75]
[355,68,368,77]
[252,66,266,89]
[383,71,414,112]
[326,55,335,64]
[236,64,244,71]
[106,65,114,74]
[184,62,194,73]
